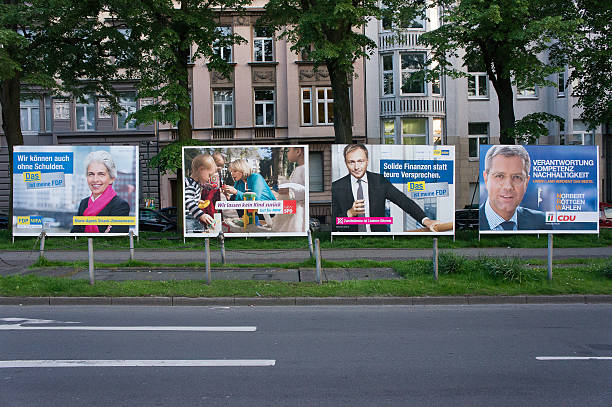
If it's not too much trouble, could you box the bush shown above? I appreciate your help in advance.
[479,256,527,283]
[591,260,612,279]
[439,251,467,274]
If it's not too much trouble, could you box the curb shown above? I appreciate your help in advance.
[1,295,612,306]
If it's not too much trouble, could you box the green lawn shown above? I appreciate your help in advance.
[3,229,612,251]
[2,256,611,298]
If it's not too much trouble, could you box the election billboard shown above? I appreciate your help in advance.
[331,144,455,235]
[479,145,599,234]
[12,145,139,236]
[182,145,309,237]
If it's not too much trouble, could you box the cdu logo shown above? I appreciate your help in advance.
[546,212,555,222]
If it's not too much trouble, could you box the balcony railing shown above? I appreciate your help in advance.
[379,31,424,51]
[253,127,275,139]
[212,128,234,140]
[380,96,446,115]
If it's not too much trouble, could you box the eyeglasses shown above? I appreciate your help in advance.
[346,159,367,166]
[489,172,526,186]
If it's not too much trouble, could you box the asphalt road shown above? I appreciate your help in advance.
[1,305,612,406]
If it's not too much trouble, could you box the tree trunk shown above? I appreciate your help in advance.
[0,75,24,228]
[491,76,516,144]
[326,59,353,144]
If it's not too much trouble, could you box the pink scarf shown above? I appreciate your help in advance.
[83,185,117,233]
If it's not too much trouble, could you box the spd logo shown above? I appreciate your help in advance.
[408,181,426,191]
[23,172,41,182]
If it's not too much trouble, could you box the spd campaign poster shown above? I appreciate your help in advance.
[479,145,598,234]
[12,146,139,236]
[331,144,455,235]
[182,145,309,237]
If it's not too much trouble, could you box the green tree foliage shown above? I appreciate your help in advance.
[1,0,125,220]
[420,0,581,143]
[260,0,422,144]
[553,0,612,128]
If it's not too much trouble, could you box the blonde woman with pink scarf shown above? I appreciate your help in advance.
[70,150,130,233]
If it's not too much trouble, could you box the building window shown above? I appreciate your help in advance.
[431,63,441,95]
[432,118,443,145]
[118,93,137,129]
[381,54,394,96]
[468,72,488,98]
[53,101,70,120]
[564,121,594,145]
[213,26,232,62]
[20,98,40,133]
[254,89,275,126]
[316,87,334,125]
[468,122,489,159]
[76,95,96,131]
[301,88,312,125]
[253,27,274,62]
[213,89,234,127]
[558,71,566,97]
[44,96,52,132]
[401,118,427,145]
[517,85,537,98]
[400,52,425,95]
[309,151,324,192]
[383,119,395,144]
[98,99,111,119]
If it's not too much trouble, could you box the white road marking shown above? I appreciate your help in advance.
[0,318,79,325]
[536,357,612,361]
[0,325,256,332]
[0,360,276,368]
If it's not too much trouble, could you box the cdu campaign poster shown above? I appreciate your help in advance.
[479,145,599,234]
[182,145,309,238]
[331,144,455,235]
[12,145,139,236]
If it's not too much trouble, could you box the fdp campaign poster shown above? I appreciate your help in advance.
[479,145,598,234]
[12,146,139,236]
[331,144,455,235]
[182,145,309,238]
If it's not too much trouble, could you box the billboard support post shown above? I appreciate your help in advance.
[307,229,314,258]
[547,234,553,281]
[433,238,439,281]
[129,231,134,261]
[39,231,46,259]
[88,238,95,285]
[205,238,211,285]
[219,232,226,265]
[315,238,322,284]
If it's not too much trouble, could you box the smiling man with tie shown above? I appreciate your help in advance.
[480,145,551,231]
[332,144,440,233]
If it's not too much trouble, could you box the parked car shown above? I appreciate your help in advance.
[139,207,177,232]
[600,202,612,228]
[455,205,479,231]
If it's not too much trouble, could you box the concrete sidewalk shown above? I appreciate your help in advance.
[1,246,610,270]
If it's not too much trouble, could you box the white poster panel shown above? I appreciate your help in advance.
[182,145,309,237]
[479,145,599,234]
[13,145,139,236]
[331,144,455,235]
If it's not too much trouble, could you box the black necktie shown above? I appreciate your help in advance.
[357,179,366,232]
[500,221,515,231]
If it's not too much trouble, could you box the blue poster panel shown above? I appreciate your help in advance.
[331,144,455,235]
[479,145,599,234]
[182,145,309,238]
[12,146,139,236]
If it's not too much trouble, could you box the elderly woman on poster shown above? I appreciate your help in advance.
[70,150,130,233]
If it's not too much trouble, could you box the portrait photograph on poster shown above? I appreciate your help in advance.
[331,144,455,235]
[12,145,139,236]
[479,145,599,234]
[182,145,309,237]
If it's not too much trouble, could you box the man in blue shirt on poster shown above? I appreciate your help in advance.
[480,145,551,231]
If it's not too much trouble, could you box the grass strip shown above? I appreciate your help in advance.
[4,256,611,298]
[4,229,612,251]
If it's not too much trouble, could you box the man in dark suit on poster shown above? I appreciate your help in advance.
[331,144,439,232]
[479,145,550,231]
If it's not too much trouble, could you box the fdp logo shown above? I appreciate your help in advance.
[23,172,41,182]
[17,216,30,225]
[408,181,425,191]
[433,150,450,156]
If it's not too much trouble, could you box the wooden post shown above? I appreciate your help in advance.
[205,238,211,285]
[39,231,46,259]
[433,238,439,281]
[88,238,95,285]
[315,238,322,284]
